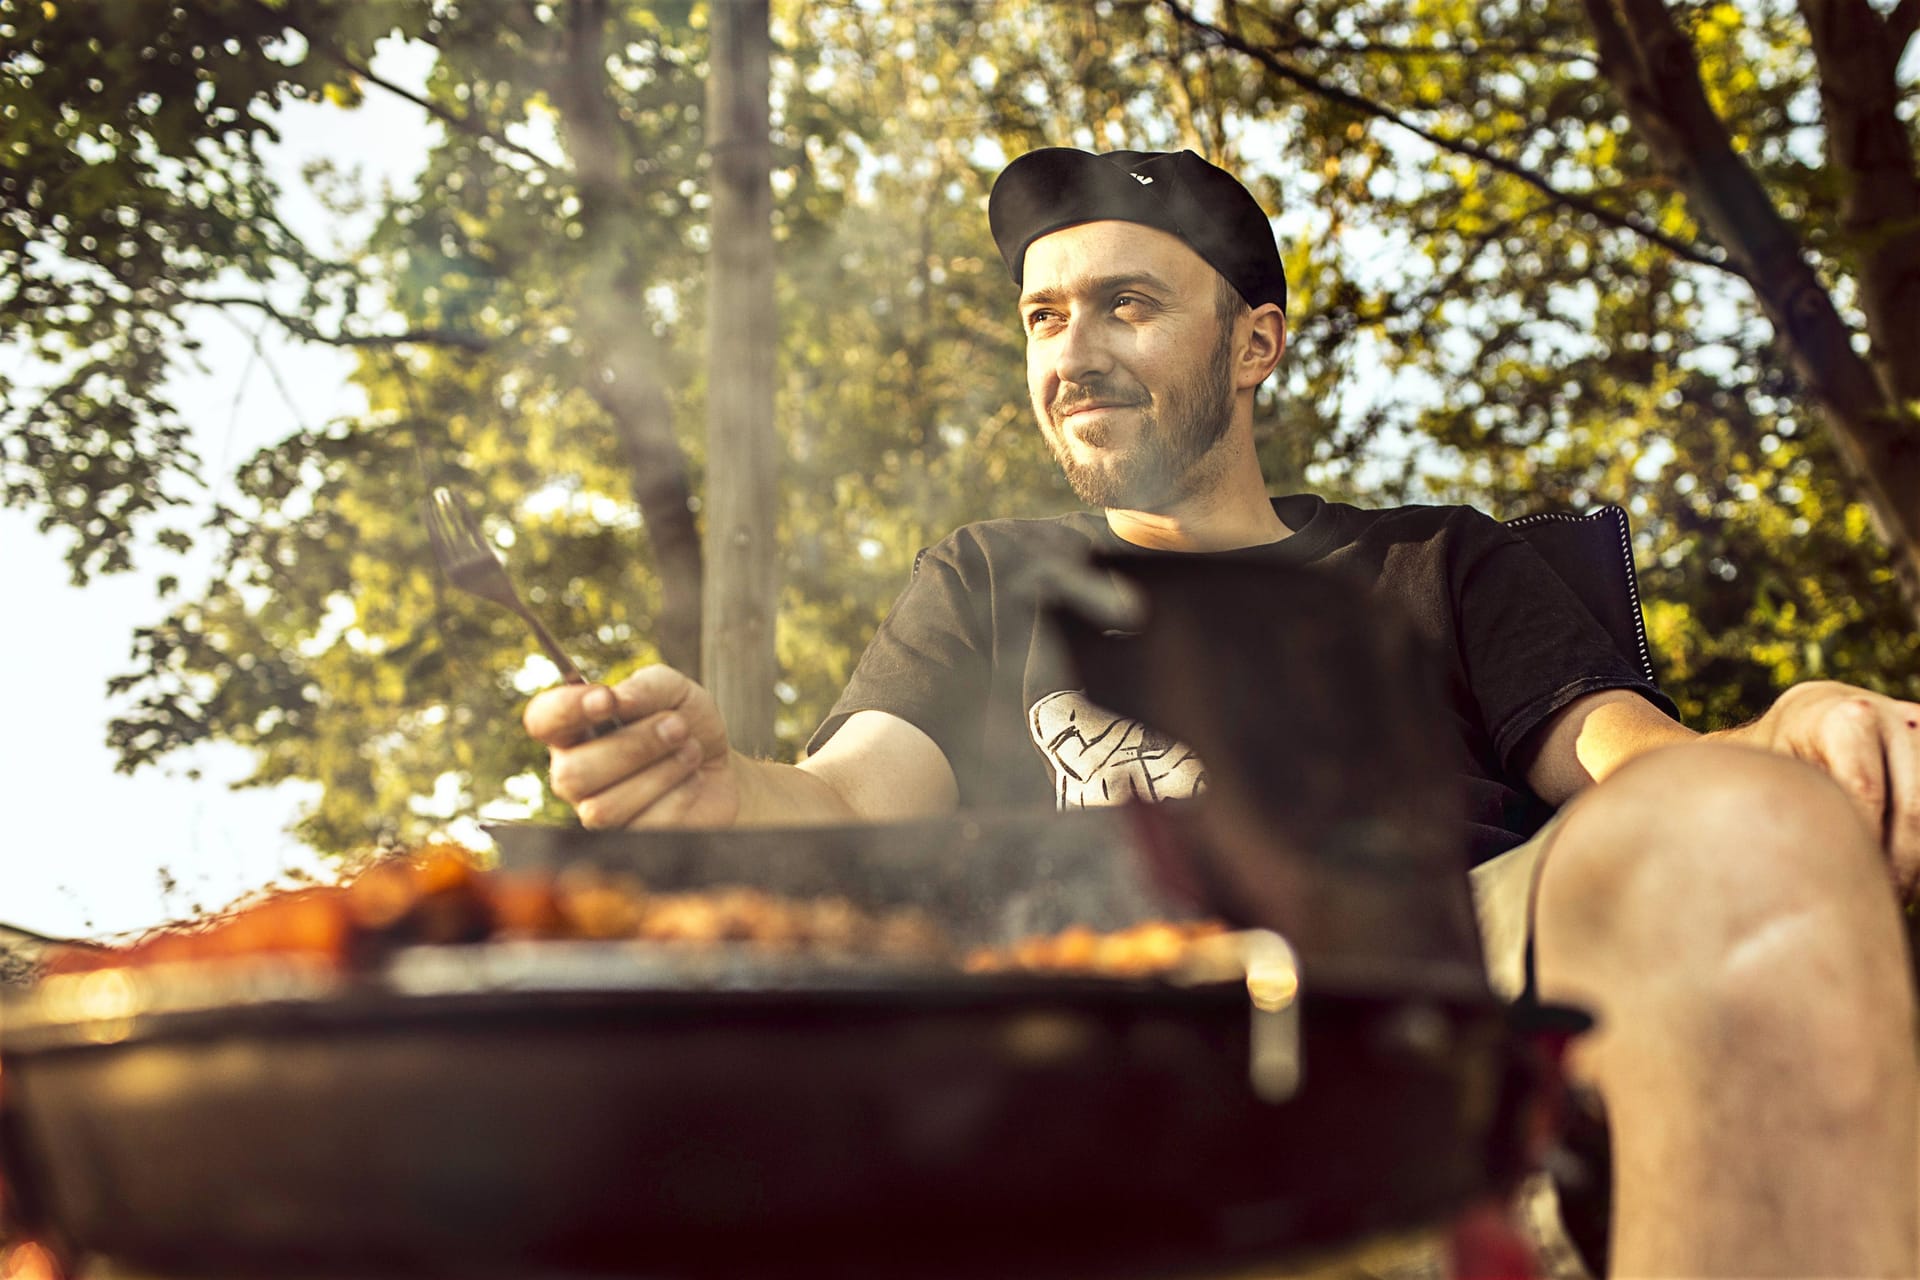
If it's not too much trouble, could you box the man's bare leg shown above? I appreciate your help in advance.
[1530,742,1918,1277]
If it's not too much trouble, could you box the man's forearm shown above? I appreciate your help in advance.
[728,752,863,826]
[718,710,961,828]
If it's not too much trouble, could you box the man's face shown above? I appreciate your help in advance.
[1019,221,1238,512]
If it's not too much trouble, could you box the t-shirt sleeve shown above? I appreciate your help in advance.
[1449,512,1679,769]
[805,535,992,778]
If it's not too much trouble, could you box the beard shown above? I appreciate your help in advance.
[1037,319,1237,512]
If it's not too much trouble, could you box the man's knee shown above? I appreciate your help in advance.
[1540,741,1885,951]
[1532,742,1914,1095]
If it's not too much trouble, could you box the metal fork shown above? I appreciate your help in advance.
[425,485,607,703]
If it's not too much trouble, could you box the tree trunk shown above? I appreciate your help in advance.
[1799,0,1920,405]
[553,0,705,677]
[703,0,779,755]
[1583,0,1920,625]
[602,380,705,678]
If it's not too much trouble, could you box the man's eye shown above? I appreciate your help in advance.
[1113,294,1147,312]
[1025,309,1058,330]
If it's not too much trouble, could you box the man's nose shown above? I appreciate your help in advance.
[1053,311,1113,385]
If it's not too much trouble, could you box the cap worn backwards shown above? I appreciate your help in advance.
[987,148,1287,313]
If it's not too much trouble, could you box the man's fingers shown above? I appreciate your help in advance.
[525,665,694,749]
[1880,704,1920,894]
[525,662,732,830]
[605,665,697,722]
[524,682,594,747]
[574,741,707,830]
[1811,697,1889,842]
[619,760,718,828]
[548,709,697,804]
[527,684,624,750]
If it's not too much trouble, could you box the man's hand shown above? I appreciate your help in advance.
[523,665,740,829]
[1720,680,1920,895]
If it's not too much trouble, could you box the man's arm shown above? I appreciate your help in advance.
[525,667,959,829]
[1517,688,1699,807]
[1519,680,1920,894]
[785,709,961,822]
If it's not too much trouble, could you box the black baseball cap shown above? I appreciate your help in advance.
[988,148,1287,312]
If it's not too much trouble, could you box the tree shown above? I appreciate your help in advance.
[6,0,1268,850]
[6,0,736,847]
[9,0,1911,858]
[703,0,778,754]
[1147,0,1920,723]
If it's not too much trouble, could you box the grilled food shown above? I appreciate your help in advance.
[43,845,953,974]
[44,844,1227,980]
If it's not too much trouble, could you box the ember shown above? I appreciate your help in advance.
[964,919,1230,977]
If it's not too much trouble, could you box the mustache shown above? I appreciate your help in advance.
[1050,384,1149,416]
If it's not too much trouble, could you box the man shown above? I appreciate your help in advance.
[527,148,1920,1276]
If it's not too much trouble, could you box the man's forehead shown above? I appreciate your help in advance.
[1019,220,1215,293]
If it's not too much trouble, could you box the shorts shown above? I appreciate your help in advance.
[1469,809,1613,1278]
[1469,808,1574,1003]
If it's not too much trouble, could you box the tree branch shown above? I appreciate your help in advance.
[1587,0,1888,407]
[548,0,703,678]
[1589,0,1920,621]
[211,307,316,438]
[299,29,564,173]
[1295,203,1555,360]
[186,294,491,352]
[1158,0,1731,275]
[1797,0,1920,402]
[1127,0,1597,66]
[1248,36,1599,67]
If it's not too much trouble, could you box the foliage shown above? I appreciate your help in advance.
[4,0,1916,855]
[1154,0,1920,725]
[5,0,1271,850]
[0,0,382,581]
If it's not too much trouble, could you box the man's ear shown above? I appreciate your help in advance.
[1237,303,1287,390]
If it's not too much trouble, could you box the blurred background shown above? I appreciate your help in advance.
[4,0,1917,938]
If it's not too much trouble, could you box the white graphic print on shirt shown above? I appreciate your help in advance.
[1027,689,1207,808]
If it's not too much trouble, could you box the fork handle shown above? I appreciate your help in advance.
[517,606,587,684]
[515,604,624,737]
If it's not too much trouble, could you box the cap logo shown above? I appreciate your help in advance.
[1130,172,1154,185]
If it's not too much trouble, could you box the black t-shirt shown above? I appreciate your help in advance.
[808,494,1677,864]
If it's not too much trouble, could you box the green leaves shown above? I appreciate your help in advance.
[1170,0,1917,717]
[0,0,385,577]
[13,0,1916,864]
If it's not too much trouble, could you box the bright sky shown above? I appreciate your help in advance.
[0,41,438,939]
